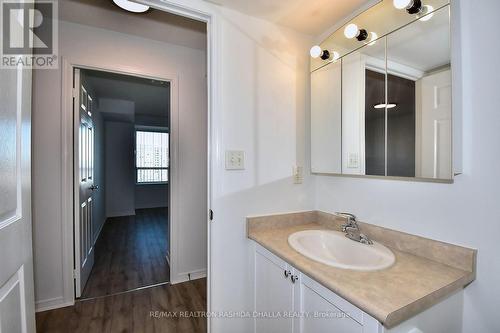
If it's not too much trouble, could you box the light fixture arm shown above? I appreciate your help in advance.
[356,29,368,41]
[406,0,423,14]
[320,50,330,60]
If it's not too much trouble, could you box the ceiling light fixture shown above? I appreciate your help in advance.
[344,23,368,41]
[112,0,150,13]
[374,103,397,109]
[393,0,423,14]
[310,46,331,60]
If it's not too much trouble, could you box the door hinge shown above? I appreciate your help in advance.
[73,269,77,279]
[72,88,77,99]
[209,209,214,221]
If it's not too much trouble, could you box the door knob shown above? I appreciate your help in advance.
[90,184,99,190]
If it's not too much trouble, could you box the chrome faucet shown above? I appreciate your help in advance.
[335,212,373,245]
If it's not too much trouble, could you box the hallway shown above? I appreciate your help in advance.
[82,208,169,299]
[36,279,206,333]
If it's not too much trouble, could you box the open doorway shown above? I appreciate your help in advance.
[33,1,210,331]
[74,69,171,299]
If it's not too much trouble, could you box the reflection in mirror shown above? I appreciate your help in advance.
[342,37,386,175]
[311,60,342,173]
[386,6,451,179]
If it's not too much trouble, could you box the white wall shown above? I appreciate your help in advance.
[203,7,314,333]
[105,121,136,217]
[32,20,207,310]
[104,114,170,214]
[313,1,500,332]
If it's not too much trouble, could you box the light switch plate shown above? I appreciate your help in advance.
[225,150,245,170]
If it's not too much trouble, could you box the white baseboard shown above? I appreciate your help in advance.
[35,297,74,313]
[170,269,206,284]
[106,210,136,218]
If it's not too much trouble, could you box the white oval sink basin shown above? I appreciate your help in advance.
[288,230,395,271]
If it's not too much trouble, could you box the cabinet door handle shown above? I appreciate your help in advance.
[291,275,298,283]
[284,270,291,278]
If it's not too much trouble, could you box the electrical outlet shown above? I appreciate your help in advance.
[293,165,303,184]
[225,150,245,170]
[347,152,359,168]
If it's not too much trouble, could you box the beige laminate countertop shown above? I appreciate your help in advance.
[247,211,476,328]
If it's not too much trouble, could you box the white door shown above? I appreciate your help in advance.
[0,62,36,331]
[254,247,295,333]
[73,68,96,298]
[416,69,452,179]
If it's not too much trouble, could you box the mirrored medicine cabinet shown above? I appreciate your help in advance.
[311,0,454,182]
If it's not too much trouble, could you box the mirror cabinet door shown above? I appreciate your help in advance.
[386,5,451,179]
[311,61,342,174]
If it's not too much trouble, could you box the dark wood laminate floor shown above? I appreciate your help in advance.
[36,279,207,333]
[82,208,169,299]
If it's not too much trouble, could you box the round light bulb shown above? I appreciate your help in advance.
[310,45,322,59]
[367,32,378,46]
[113,0,150,13]
[418,5,434,21]
[393,0,412,10]
[344,23,359,39]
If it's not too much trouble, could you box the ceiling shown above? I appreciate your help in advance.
[59,0,206,50]
[84,69,169,120]
[203,0,376,35]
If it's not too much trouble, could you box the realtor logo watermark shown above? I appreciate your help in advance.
[1,0,58,68]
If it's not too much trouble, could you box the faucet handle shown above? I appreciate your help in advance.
[341,223,353,232]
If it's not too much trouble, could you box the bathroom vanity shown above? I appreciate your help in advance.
[248,1,475,331]
[248,211,476,332]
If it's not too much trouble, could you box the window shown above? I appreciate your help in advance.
[135,129,169,184]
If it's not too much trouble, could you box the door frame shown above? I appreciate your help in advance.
[63,60,179,298]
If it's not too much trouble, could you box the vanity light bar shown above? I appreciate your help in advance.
[393,0,434,20]
[344,23,369,41]
[310,46,340,61]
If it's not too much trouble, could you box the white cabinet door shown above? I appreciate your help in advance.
[293,273,370,333]
[253,243,381,333]
[254,246,295,333]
